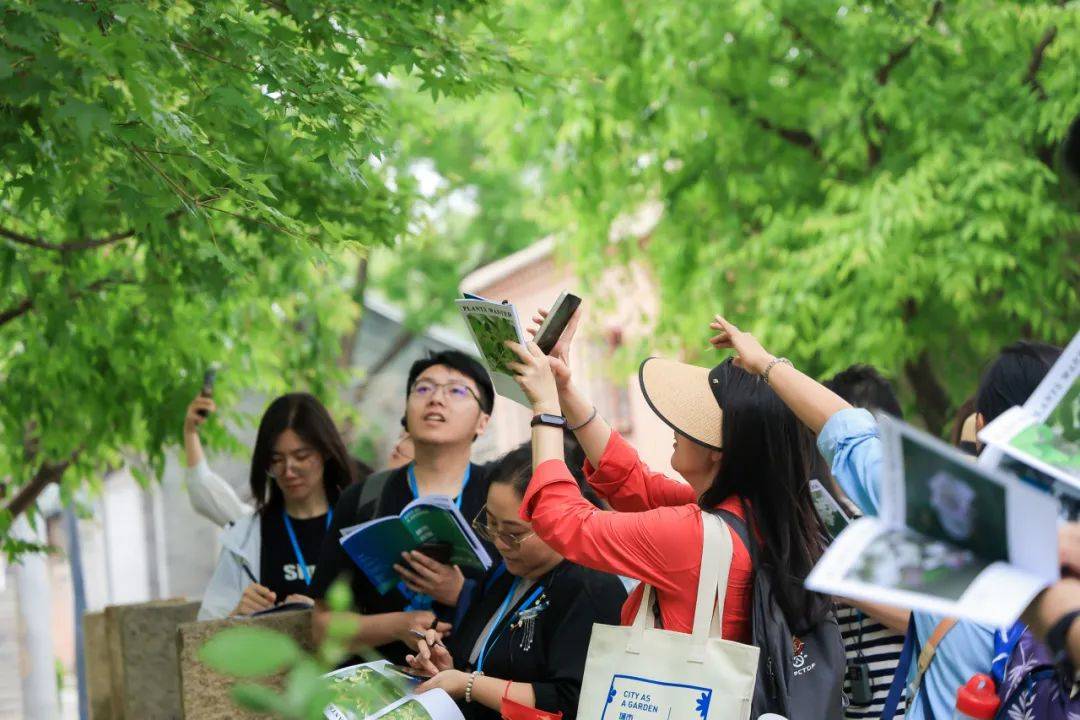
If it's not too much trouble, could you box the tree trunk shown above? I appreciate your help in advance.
[353,329,416,405]
[338,257,370,369]
[904,351,952,435]
[3,458,73,522]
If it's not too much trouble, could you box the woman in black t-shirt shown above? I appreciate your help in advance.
[197,393,356,620]
[406,444,626,720]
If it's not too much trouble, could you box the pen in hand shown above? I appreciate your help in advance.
[240,561,258,585]
[409,630,446,648]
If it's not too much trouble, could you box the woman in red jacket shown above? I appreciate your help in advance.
[505,312,836,643]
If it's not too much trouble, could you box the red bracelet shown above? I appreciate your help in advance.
[503,680,513,699]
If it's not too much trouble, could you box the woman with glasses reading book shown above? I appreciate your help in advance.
[406,442,626,720]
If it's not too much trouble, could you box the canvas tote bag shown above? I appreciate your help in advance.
[576,513,759,720]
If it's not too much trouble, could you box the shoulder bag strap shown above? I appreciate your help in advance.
[689,513,733,662]
[911,618,959,706]
[878,616,957,720]
[879,616,917,720]
[356,468,394,520]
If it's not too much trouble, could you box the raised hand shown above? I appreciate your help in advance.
[708,314,775,376]
[184,395,216,435]
[528,306,582,390]
[506,341,561,413]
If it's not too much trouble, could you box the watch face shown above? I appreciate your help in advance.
[533,413,566,427]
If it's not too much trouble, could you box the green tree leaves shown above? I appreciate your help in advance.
[390,0,1079,429]
[0,0,524,541]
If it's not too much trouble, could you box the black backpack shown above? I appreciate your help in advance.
[715,508,847,720]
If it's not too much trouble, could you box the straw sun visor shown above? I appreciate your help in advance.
[638,357,723,451]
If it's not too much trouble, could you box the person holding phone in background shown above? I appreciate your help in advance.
[197,393,357,619]
[310,350,500,664]
[183,368,255,528]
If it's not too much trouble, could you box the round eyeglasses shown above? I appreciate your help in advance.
[471,506,535,548]
[410,379,480,404]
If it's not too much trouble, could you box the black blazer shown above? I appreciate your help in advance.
[447,560,627,720]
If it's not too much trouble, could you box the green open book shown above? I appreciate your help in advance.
[339,496,492,595]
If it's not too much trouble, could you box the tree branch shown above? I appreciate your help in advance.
[4,455,77,521]
[864,1,943,168]
[1024,26,1057,100]
[0,276,138,329]
[719,90,822,159]
[0,225,136,252]
[780,17,841,72]
[0,297,33,327]
[0,201,201,254]
[173,40,248,73]
[875,1,943,87]
[353,329,416,404]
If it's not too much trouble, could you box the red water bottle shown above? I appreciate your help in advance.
[954,674,999,719]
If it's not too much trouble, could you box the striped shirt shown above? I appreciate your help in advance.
[836,604,906,719]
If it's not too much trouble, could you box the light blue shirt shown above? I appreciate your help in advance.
[818,408,995,719]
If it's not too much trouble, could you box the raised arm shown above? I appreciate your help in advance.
[182,395,252,527]
[523,308,694,510]
[526,306,613,466]
[708,315,884,516]
[520,459,700,592]
[583,428,696,511]
[708,315,851,434]
[506,340,698,589]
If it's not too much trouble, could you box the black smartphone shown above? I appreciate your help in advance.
[534,291,582,354]
[415,541,453,565]
[196,367,217,418]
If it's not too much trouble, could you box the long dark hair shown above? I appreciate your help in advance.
[698,359,827,633]
[249,393,356,514]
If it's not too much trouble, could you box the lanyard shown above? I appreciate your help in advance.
[282,509,332,587]
[476,580,546,672]
[407,462,471,510]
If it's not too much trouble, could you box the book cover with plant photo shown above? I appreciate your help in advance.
[455,297,530,407]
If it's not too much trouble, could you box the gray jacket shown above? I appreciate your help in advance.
[197,512,261,620]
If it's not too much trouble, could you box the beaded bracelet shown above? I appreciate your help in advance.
[466,671,483,703]
[761,357,793,385]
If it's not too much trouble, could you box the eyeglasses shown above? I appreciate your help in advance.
[410,379,480,404]
[471,506,535,548]
[267,447,320,477]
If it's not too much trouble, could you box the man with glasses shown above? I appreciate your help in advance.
[310,350,498,664]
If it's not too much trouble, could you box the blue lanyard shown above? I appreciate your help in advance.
[476,581,546,672]
[282,509,332,587]
[407,463,471,510]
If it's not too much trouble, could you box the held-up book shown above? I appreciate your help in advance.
[455,291,581,408]
[809,479,854,542]
[806,415,1059,627]
[979,330,1080,490]
[324,660,463,720]
[339,496,492,595]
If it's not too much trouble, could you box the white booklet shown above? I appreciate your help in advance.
[806,415,1059,627]
[324,660,463,720]
[455,295,531,407]
[978,330,1080,490]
